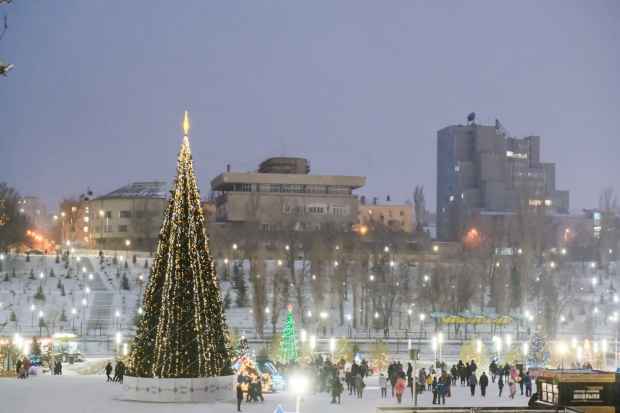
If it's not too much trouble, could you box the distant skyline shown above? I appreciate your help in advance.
[1,1,619,213]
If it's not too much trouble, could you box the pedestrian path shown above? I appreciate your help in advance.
[84,258,114,332]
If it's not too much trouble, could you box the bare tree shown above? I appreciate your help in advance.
[250,246,268,338]
[413,186,426,232]
[133,199,164,256]
[270,262,286,334]
[599,187,617,278]
[309,236,330,336]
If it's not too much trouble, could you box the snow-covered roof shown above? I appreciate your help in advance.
[94,182,167,200]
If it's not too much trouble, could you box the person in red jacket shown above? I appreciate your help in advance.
[22,357,31,378]
[395,378,405,404]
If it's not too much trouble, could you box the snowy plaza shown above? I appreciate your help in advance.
[0,367,529,413]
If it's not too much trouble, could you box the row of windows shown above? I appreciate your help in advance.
[93,225,130,233]
[367,210,405,217]
[260,222,349,232]
[93,211,147,220]
[283,203,351,215]
[507,151,529,159]
[236,183,350,195]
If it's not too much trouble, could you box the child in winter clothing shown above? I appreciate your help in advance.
[395,378,405,404]
[379,373,388,398]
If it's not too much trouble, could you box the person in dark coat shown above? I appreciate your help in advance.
[436,378,447,405]
[16,358,22,376]
[479,372,489,397]
[112,361,120,382]
[105,362,113,381]
[489,360,498,382]
[450,365,458,386]
[331,376,341,404]
[518,370,525,395]
[407,363,413,380]
[117,361,125,384]
[246,379,254,402]
[524,371,532,396]
[389,370,398,397]
[503,363,510,382]
[528,391,540,407]
[255,381,264,402]
[55,360,63,375]
[431,376,438,404]
[498,376,504,396]
[236,384,244,412]
[469,373,478,396]
[470,360,477,374]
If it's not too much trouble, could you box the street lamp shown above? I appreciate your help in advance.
[561,315,565,338]
[558,342,566,373]
[116,332,121,354]
[126,240,130,257]
[82,299,87,321]
[290,376,308,413]
[420,313,425,338]
[31,304,35,328]
[408,309,412,331]
[116,310,120,331]
[432,337,437,365]
[72,308,76,330]
[310,335,316,351]
[330,337,335,356]
[438,333,443,369]
[38,311,44,336]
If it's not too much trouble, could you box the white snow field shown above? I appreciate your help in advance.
[0,372,528,413]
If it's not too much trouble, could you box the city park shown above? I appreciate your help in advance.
[1,114,619,413]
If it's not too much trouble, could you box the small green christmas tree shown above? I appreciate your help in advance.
[59,309,68,322]
[34,284,46,301]
[60,284,65,296]
[29,269,35,279]
[133,254,137,264]
[144,259,148,269]
[29,337,42,366]
[10,311,17,323]
[26,252,30,262]
[526,330,551,367]
[57,278,62,289]
[55,254,60,264]
[124,260,128,269]
[121,274,130,290]
[277,305,299,364]
[11,268,16,278]
[3,272,8,282]
[50,269,55,278]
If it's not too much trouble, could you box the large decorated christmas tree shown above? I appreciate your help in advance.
[581,339,594,366]
[526,330,551,367]
[277,305,299,363]
[128,112,233,378]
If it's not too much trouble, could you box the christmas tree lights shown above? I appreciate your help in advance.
[238,359,272,392]
[526,330,551,367]
[581,339,594,366]
[277,305,299,364]
[128,112,233,378]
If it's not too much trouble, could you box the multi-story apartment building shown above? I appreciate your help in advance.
[59,198,90,248]
[88,182,167,253]
[356,198,413,233]
[210,157,365,232]
[17,196,47,230]
[437,119,569,241]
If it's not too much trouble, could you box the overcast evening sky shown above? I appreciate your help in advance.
[1,1,619,213]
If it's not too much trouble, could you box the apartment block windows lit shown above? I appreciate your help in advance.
[449,196,454,201]
[455,165,459,171]
[119,211,131,218]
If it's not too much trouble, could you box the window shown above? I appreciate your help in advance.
[399,211,404,216]
[328,186,350,195]
[84,217,89,222]
[259,184,270,192]
[380,215,384,221]
[217,203,228,218]
[529,200,542,206]
[388,211,393,217]
[306,204,326,214]
[71,206,77,212]
[118,225,129,232]
[283,204,304,214]
[269,184,280,193]
[283,204,292,214]
[241,183,252,192]
[331,205,350,215]
[94,226,101,233]
[449,196,454,201]
[282,184,303,193]
[545,200,552,206]
[306,223,321,231]
[461,193,464,199]
[105,211,112,219]
[454,165,460,171]
[84,226,89,232]
[104,225,112,233]
[305,185,326,194]
[119,211,131,218]
[261,223,276,231]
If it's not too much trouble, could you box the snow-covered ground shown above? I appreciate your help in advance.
[0,371,528,413]
[1,253,619,369]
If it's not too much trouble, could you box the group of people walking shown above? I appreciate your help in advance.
[15,357,31,379]
[105,360,125,384]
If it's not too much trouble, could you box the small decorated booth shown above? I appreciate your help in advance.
[536,369,620,413]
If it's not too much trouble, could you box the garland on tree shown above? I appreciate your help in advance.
[127,112,233,378]
[526,330,551,367]
[29,337,42,366]
[238,359,272,392]
[581,339,594,367]
[277,305,299,364]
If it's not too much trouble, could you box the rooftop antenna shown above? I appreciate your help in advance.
[281,138,285,157]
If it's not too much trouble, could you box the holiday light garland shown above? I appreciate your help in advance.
[526,331,551,367]
[127,112,233,378]
[277,305,299,364]
[238,359,272,392]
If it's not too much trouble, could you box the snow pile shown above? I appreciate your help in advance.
[65,358,114,375]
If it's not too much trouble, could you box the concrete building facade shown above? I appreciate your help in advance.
[88,182,167,253]
[356,203,413,233]
[437,119,569,241]
[210,157,365,232]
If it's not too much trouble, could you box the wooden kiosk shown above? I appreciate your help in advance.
[536,369,620,413]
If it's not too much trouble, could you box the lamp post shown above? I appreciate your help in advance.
[290,376,308,413]
[72,308,76,330]
[116,310,120,331]
[116,331,121,355]
[559,342,566,373]
[85,287,90,308]
[432,337,437,366]
[420,314,425,339]
[82,298,87,321]
[408,309,412,331]
[438,332,443,370]
[89,273,93,288]
[31,304,35,328]
[126,240,130,259]
[330,337,335,358]
[602,340,608,371]
[99,210,104,250]
[561,316,565,338]
[38,311,44,336]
